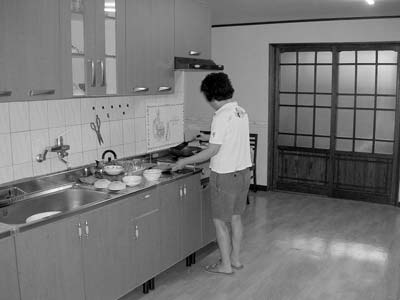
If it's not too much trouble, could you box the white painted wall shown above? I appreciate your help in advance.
[210,18,400,186]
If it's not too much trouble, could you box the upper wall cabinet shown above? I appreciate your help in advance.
[0,0,63,101]
[174,0,211,59]
[68,0,121,97]
[121,0,175,95]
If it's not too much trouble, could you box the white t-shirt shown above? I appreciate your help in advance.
[209,101,252,174]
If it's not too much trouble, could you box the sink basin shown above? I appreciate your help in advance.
[0,188,110,225]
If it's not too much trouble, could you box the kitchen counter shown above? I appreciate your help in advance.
[0,166,201,235]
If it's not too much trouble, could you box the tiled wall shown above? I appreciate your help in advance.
[0,73,184,185]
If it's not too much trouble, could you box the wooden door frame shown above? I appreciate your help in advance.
[268,42,400,205]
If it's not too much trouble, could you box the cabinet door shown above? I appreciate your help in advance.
[0,236,20,300]
[159,181,181,271]
[0,1,18,101]
[181,174,202,257]
[174,0,211,59]
[201,180,215,246]
[152,0,175,94]
[132,190,161,285]
[125,0,153,95]
[81,199,134,300]
[15,217,85,300]
[14,0,62,100]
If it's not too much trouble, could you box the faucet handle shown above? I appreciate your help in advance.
[56,136,64,146]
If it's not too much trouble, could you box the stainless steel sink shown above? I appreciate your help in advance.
[0,188,110,225]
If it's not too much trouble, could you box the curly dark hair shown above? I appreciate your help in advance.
[200,72,235,102]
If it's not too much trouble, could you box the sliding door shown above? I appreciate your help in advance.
[272,43,400,204]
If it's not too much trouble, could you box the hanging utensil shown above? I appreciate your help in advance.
[90,115,104,145]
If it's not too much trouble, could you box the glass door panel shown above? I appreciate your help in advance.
[104,0,117,94]
[71,6,86,96]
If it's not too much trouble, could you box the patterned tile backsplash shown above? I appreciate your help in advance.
[0,73,185,185]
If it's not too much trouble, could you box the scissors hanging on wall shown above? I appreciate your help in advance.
[90,114,104,145]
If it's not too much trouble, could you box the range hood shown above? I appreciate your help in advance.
[174,57,224,71]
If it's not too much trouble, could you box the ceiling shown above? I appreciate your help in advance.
[208,0,400,26]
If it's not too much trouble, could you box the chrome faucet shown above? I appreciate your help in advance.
[36,136,71,168]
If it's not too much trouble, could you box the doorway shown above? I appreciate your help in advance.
[269,43,400,205]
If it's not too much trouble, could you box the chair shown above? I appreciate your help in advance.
[200,131,258,204]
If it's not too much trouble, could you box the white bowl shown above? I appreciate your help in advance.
[122,175,142,186]
[103,165,124,175]
[143,168,162,181]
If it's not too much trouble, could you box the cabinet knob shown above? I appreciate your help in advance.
[158,86,172,92]
[189,50,201,56]
[133,87,149,93]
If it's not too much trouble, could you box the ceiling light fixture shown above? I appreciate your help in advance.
[366,0,375,5]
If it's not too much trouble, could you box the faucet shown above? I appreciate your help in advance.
[36,136,71,168]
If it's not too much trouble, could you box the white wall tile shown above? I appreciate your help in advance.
[49,127,67,145]
[134,117,146,142]
[108,97,125,121]
[81,123,98,151]
[30,129,50,161]
[123,143,135,157]
[110,120,123,146]
[123,119,135,144]
[0,166,13,184]
[0,134,12,167]
[122,97,135,119]
[65,98,82,126]
[94,97,110,122]
[48,100,66,128]
[0,102,10,134]
[68,153,83,168]
[29,101,48,130]
[13,162,33,180]
[135,141,147,154]
[83,150,98,165]
[134,96,146,118]
[65,125,83,154]
[10,102,30,132]
[51,157,69,173]
[11,132,32,164]
[112,145,124,159]
[33,160,51,177]
[81,98,96,124]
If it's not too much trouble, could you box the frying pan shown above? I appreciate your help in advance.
[169,145,202,157]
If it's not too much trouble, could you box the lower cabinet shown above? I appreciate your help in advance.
[13,174,204,300]
[15,216,86,300]
[0,236,20,300]
[201,179,215,246]
[159,173,202,270]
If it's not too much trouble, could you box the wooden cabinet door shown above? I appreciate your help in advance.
[15,217,85,300]
[125,0,153,95]
[14,0,62,100]
[181,174,202,257]
[152,0,174,94]
[174,0,211,59]
[132,190,161,285]
[0,236,20,300]
[159,181,181,271]
[80,199,134,300]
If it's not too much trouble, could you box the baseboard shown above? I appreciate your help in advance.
[250,184,269,191]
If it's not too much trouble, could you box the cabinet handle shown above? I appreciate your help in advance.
[0,91,12,97]
[189,50,201,56]
[29,89,55,96]
[183,184,187,196]
[98,59,106,87]
[144,194,151,199]
[179,186,183,199]
[135,225,139,240]
[133,87,149,93]
[88,59,96,87]
[158,86,172,92]
[78,223,82,240]
[85,220,89,238]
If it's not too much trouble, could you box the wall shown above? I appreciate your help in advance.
[211,18,400,186]
[0,73,184,185]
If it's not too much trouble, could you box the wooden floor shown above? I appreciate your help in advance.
[121,191,400,300]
